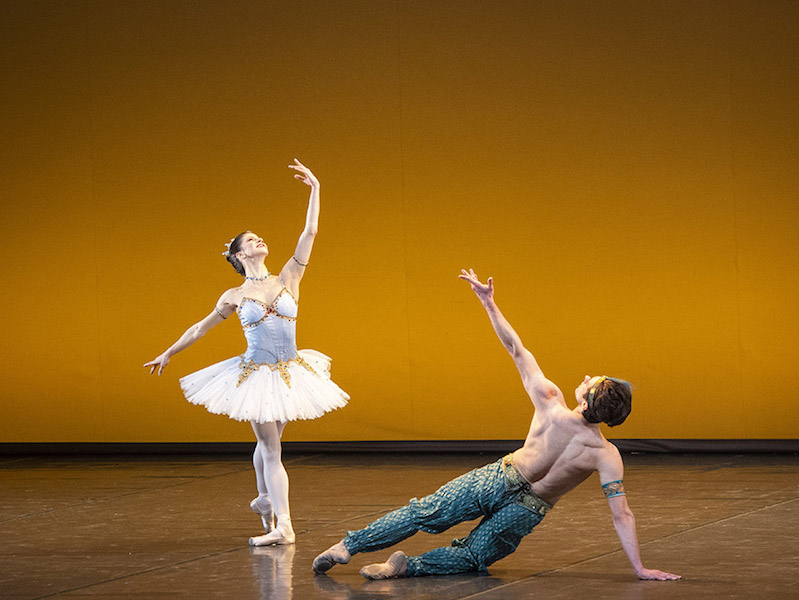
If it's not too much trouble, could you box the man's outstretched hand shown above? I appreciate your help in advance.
[459,269,494,304]
[636,567,681,581]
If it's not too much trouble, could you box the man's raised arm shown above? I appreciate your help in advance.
[459,269,561,407]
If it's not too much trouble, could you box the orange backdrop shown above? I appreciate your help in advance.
[1,0,797,442]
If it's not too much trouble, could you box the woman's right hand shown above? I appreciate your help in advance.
[143,352,171,376]
[289,158,319,189]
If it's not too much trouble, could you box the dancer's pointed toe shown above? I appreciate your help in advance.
[312,541,351,573]
[250,496,275,532]
[249,524,296,546]
[312,555,335,573]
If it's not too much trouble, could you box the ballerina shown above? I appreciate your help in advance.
[144,159,349,546]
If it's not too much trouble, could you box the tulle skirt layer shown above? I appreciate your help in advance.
[179,349,349,423]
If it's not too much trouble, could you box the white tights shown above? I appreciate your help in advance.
[251,420,292,534]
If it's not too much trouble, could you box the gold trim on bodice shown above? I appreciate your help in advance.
[237,355,317,388]
[238,291,297,329]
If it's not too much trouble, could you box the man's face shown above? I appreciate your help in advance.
[575,375,602,403]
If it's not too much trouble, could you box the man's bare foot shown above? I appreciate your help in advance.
[360,551,407,580]
[312,541,351,573]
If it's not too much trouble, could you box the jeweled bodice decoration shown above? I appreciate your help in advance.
[236,290,301,384]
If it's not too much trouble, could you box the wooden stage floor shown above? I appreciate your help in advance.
[1,452,797,599]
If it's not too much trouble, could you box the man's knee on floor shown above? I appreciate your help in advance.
[407,546,480,576]
[458,510,535,568]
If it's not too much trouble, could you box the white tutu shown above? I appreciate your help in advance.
[179,349,349,423]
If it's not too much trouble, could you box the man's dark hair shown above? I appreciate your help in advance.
[582,378,632,427]
[225,231,251,276]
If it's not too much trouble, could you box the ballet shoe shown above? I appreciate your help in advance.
[250,496,275,532]
[248,523,296,546]
[312,541,351,573]
[360,551,407,580]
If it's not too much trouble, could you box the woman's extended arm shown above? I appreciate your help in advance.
[143,290,235,375]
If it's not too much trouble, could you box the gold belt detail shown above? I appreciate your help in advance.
[502,454,552,516]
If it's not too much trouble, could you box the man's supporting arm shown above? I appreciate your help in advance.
[607,495,680,580]
[600,451,681,580]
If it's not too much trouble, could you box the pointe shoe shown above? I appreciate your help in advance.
[250,496,275,532]
[248,524,296,547]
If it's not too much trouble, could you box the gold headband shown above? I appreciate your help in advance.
[584,376,632,426]
[586,376,631,406]
[586,376,608,405]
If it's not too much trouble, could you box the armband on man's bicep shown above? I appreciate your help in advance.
[602,480,626,498]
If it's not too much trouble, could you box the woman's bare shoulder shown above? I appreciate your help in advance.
[218,285,245,306]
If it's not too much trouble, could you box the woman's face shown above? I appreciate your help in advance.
[237,232,268,259]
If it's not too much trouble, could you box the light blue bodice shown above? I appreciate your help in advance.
[236,289,298,365]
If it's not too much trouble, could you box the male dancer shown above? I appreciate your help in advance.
[313,269,680,581]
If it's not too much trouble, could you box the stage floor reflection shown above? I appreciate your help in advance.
[1,451,796,599]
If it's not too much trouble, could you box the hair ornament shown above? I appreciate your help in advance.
[222,237,236,258]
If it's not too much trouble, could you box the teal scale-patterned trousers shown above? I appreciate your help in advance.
[342,456,551,576]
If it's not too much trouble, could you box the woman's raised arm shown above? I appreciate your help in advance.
[281,158,320,292]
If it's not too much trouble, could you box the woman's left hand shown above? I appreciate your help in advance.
[459,268,494,303]
[289,158,319,188]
